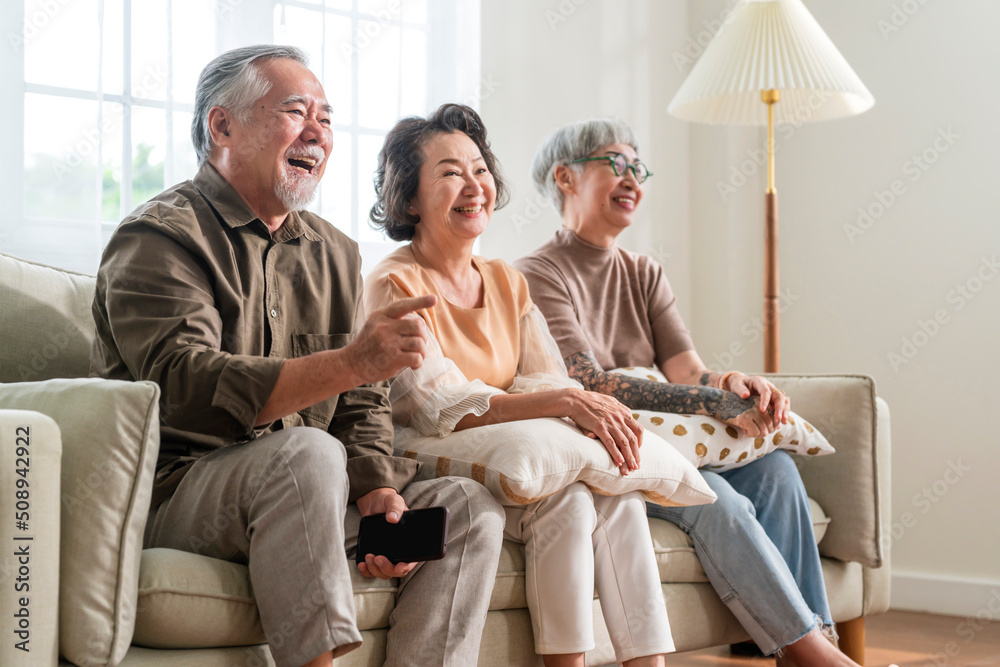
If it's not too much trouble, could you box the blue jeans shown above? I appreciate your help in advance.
[647,449,832,655]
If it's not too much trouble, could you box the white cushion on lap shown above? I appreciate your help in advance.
[394,417,717,507]
[613,366,835,471]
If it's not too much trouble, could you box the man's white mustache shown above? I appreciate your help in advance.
[285,146,326,167]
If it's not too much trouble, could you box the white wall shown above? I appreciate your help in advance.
[482,0,1000,616]
[479,0,693,315]
[687,0,1000,615]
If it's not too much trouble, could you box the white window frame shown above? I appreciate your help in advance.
[2,0,482,275]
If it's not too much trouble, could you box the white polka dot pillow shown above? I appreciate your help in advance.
[612,367,835,472]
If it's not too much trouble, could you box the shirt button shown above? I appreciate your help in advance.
[269,309,277,318]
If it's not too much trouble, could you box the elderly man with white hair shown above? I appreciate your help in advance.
[91,45,504,667]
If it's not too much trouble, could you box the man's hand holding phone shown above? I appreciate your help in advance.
[355,488,450,579]
[355,488,416,579]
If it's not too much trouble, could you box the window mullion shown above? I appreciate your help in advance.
[350,4,360,240]
[165,0,175,187]
[1,1,26,240]
[396,13,403,121]
[122,0,133,217]
[318,2,327,217]
[12,0,469,273]
[96,0,106,253]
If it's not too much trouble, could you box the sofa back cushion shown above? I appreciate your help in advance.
[0,252,97,382]
[768,374,882,568]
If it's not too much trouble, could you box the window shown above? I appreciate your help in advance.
[3,0,482,275]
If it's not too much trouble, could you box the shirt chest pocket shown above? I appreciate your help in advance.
[290,332,355,428]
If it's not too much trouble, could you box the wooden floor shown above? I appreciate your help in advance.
[662,611,1000,666]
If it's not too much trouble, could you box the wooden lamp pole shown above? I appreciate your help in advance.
[762,88,780,373]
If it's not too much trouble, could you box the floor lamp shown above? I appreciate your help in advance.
[668,0,874,373]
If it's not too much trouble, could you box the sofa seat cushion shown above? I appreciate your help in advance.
[134,548,399,649]
[135,542,536,650]
[651,497,831,584]
[488,497,829,607]
[133,549,263,648]
[810,497,832,544]
[488,537,528,611]
[133,500,831,647]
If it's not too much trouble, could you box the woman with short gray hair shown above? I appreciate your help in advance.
[516,119,865,667]
[529,119,638,215]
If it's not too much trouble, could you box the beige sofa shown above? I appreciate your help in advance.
[0,251,890,667]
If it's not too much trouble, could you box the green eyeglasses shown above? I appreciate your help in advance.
[571,152,652,183]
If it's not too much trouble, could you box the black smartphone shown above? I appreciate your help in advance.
[355,506,450,565]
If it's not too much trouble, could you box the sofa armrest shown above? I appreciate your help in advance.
[764,374,887,569]
[0,379,160,666]
[0,410,61,666]
[863,396,892,615]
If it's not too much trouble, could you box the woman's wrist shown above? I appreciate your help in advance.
[556,387,583,417]
[719,371,740,391]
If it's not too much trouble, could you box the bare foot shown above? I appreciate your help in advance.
[301,650,333,667]
[775,629,861,667]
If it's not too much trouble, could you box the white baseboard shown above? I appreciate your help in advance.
[892,572,1000,617]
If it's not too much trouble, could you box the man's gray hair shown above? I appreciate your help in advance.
[191,45,309,166]
[530,119,639,214]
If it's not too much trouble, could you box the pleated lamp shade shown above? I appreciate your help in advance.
[668,0,874,125]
